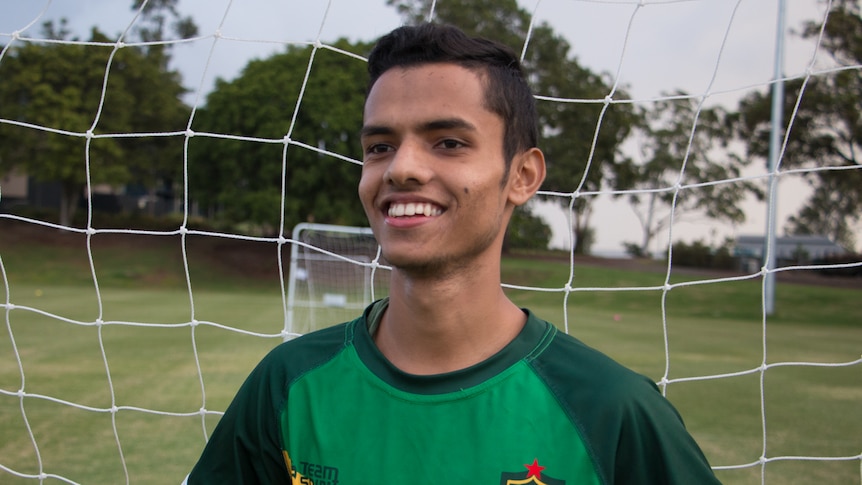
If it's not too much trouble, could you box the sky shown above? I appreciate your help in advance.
[0,0,834,255]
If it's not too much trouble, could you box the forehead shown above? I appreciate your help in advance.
[363,63,495,127]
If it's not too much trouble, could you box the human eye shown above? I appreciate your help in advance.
[364,143,394,156]
[435,138,467,150]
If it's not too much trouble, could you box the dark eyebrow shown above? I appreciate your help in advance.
[359,125,394,139]
[360,118,477,139]
[421,118,477,133]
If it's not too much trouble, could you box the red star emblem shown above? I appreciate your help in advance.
[525,458,545,479]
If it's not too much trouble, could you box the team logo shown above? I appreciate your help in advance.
[283,452,310,485]
[500,459,565,485]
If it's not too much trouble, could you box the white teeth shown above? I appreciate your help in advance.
[388,202,442,218]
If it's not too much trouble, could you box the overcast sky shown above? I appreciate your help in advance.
[0,0,832,253]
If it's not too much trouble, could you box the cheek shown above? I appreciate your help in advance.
[357,172,376,213]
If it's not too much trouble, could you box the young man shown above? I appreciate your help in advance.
[186,23,721,484]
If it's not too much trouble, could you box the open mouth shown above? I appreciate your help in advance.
[387,202,444,218]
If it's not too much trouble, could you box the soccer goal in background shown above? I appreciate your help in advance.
[286,223,388,337]
[0,1,860,484]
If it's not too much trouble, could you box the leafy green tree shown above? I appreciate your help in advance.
[625,92,761,256]
[131,0,199,44]
[0,19,190,225]
[121,0,198,215]
[0,1,195,225]
[504,205,552,252]
[387,0,639,254]
[734,0,861,250]
[188,40,372,233]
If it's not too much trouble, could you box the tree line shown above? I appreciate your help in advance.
[0,0,859,253]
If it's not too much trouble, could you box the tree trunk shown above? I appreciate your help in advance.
[572,202,594,255]
[59,183,80,227]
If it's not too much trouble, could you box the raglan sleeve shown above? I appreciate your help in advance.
[534,329,722,485]
[185,346,294,484]
[609,375,722,485]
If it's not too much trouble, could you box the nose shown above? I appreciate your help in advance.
[384,139,432,187]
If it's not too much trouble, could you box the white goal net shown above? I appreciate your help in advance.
[0,1,860,484]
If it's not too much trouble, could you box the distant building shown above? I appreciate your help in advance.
[0,169,28,207]
[1,170,177,217]
[734,235,848,271]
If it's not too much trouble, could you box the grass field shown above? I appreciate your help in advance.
[1,231,860,484]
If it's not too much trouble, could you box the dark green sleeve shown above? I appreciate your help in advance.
[531,330,721,485]
[606,376,721,484]
[186,346,293,484]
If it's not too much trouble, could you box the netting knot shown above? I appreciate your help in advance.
[186,129,196,138]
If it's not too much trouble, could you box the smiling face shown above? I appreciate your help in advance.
[359,63,518,276]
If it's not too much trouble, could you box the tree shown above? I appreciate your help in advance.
[504,205,552,252]
[121,0,199,215]
[0,1,196,226]
[0,21,190,225]
[625,92,761,256]
[734,0,861,250]
[386,0,639,254]
[188,39,372,233]
[131,0,199,43]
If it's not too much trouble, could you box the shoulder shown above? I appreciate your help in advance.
[529,320,659,401]
[256,321,353,384]
[526,315,720,484]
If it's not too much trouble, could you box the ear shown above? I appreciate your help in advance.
[507,147,546,206]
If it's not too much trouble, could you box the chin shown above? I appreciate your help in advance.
[383,251,448,276]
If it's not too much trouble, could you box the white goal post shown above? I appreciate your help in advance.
[285,223,388,337]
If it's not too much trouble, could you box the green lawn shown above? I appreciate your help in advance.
[1,242,860,484]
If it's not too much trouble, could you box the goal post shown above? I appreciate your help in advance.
[285,223,388,338]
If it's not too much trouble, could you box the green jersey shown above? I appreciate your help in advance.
[187,299,720,484]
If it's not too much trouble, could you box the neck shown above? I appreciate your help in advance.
[373,257,526,375]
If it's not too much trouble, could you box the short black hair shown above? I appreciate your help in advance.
[366,23,539,168]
